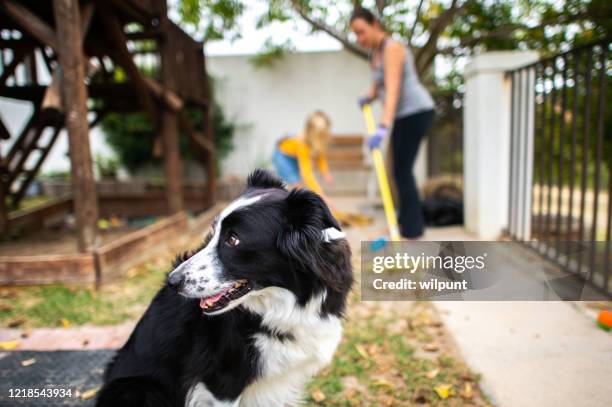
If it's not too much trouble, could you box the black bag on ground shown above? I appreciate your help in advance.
[422,185,463,226]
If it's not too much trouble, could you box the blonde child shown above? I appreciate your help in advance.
[272,111,334,201]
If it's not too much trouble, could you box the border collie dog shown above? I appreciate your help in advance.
[97,169,353,407]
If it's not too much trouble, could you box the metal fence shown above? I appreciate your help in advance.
[506,38,611,296]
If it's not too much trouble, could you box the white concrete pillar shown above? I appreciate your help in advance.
[463,51,539,239]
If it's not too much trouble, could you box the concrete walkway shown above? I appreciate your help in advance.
[435,301,611,407]
[0,321,135,350]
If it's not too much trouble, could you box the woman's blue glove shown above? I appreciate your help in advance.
[358,96,373,108]
[367,125,387,149]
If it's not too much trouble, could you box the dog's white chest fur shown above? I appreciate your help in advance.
[241,290,341,406]
[186,288,342,407]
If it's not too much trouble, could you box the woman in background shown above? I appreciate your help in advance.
[351,7,435,239]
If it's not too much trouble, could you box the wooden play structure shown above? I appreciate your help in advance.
[0,0,216,253]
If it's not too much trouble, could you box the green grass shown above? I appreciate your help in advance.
[0,262,167,328]
[305,296,490,406]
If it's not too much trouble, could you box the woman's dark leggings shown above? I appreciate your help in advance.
[391,109,434,238]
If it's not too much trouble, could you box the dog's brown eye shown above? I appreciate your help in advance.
[226,234,240,247]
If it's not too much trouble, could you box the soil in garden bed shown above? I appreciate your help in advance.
[0,219,159,257]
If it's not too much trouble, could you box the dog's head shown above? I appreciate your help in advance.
[167,169,353,317]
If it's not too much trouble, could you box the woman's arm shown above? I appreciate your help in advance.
[381,41,405,127]
[296,144,324,195]
[367,81,378,101]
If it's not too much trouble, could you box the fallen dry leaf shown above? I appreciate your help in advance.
[20,358,36,367]
[341,375,367,394]
[425,368,440,379]
[0,341,19,350]
[461,382,474,399]
[355,344,369,359]
[412,386,431,404]
[423,342,440,352]
[460,371,475,381]
[311,389,326,403]
[380,394,396,406]
[80,387,99,400]
[372,379,394,389]
[7,318,25,328]
[434,384,452,400]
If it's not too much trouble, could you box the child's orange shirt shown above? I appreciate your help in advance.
[278,137,330,194]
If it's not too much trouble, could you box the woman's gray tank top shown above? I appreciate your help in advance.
[371,38,435,118]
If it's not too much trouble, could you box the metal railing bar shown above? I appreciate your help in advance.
[565,50,581,267]
[576,50,593,276]
[555,55,569,259]
[544,59,558,248]
[537,61,548,247]
[588,46,607,284]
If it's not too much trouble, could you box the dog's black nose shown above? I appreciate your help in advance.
[167,270,185,291]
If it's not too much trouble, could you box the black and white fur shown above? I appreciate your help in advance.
[96,169,353,407]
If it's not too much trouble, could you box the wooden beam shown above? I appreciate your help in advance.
[23,52,38,84]
[52,0,98,252]
[7,114,45,187]
[6,109,39,166]
[42,1,95,112]
[177,111,214,153]
[10,123,62,207]
[0,38,37,50]
[3,0,58,50]
[0,145,7,234]
[0,114,10,140]
[203,104,216,204]
[0,168,7,236]
[201,50,216,203]
[99,10,158,125]
[0,46,32,84]
[142,77,184,111]
[161,111,183,214]
[159,1,183,214]
[126,30,162,41]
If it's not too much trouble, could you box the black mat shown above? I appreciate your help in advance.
[0,350,114,406]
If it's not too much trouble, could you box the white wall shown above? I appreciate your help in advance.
[208,49,427,183]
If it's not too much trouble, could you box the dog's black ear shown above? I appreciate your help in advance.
[247,168,286,190]
[278,189,351,293]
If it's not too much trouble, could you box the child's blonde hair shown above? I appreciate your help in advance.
[303,111,331,156]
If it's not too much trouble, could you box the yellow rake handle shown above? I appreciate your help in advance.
[362,104,401,241]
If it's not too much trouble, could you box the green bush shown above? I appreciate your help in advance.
[101,102,234,175]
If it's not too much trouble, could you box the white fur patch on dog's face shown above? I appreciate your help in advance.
[168,194,264,300]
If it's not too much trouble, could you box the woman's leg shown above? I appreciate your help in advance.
[391,110,434,238]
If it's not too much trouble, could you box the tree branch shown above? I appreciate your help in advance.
[415,0,471,75]
[407,0,425,47]
[290,0,367,59]
[436,24,529,55]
